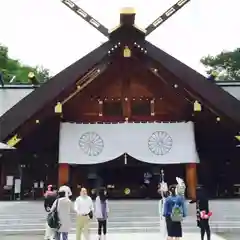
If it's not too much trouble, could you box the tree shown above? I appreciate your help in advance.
[201,48,240,81]
[35,66,51,83]
[0,43,51,84]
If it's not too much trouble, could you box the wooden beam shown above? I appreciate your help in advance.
[119,59,134,119]
[121,77,131,118]
[135,68,189,117]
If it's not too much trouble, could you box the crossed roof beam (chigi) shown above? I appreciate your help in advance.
[61,0,191,38]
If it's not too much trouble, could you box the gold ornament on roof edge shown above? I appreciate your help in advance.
[123,46,131,58]
[55,102,62,113]
[28,72,35,79]
[193,100,201,112]
[7,134,21,147]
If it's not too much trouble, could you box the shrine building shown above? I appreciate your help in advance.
[0,3,240,200]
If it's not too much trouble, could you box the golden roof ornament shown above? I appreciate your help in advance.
[193,100,201,112]
[123,46,131,58]
[54,102,62,114]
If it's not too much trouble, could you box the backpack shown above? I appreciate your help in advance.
[171,202,183,222]
[47,199,61,229]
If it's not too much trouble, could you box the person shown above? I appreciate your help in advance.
[143,171,152,198]
[190,187,212,240]
[163,185,186,240]
[95,187,109,240]
[158,181,169,239]
[74,188,94,240]
[44,185,57,240]
[50,190,74,240]
[59,183,72,199]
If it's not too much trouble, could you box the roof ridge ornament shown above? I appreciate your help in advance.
[60,0,191,38]
[61,0,109,37]
[145,0,191,36]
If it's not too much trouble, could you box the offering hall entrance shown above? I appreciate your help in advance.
[60,122,198,199]
[70,155,186,199]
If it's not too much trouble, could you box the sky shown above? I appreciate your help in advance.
[0,0,239,76]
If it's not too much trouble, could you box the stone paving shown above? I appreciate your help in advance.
[0,233,229,240]
[0,200,239,235]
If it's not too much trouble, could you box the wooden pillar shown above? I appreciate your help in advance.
[58,163,69,187]
[186,163,197,200]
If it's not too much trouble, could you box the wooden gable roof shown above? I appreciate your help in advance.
[0,42,113,141]
[0,24,240,144]
[138,40,240,126]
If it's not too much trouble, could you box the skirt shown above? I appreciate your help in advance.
[165,216,182,237]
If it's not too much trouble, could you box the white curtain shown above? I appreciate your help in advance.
[59,122,199,165]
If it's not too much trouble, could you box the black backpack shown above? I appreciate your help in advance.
[47,200,61,229]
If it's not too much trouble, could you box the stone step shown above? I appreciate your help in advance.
[0,221,239,232]
[1,225,240,235]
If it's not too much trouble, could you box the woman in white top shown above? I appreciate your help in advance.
[95,188,109,240]
[51,191,74,240]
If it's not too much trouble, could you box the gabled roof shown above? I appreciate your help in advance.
[1,24,240,143]
[0,42,113,141]
[138,40,240,126]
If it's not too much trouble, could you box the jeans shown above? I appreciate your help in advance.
[56,232,68,240]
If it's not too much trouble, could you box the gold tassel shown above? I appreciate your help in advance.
[54,102,62,113]
[123,46,131,58]
[7,134,21,147]
[193,100,201,112]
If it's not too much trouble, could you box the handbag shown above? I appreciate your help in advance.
[47,199,61,229]
[88,210,93,219]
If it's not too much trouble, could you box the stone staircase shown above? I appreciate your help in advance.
[0,200,239,234]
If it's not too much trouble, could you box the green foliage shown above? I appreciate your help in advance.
[0,43,51,84]
[201,48,240,81]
